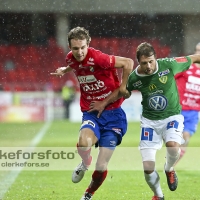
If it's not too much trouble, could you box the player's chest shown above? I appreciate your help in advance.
[136,72,173,92]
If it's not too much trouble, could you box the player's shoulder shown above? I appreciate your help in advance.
[158,56,190,64]
[157,57,175,63]
[88,47,103,55]
[128,68,139,81]
[65,51,73,61]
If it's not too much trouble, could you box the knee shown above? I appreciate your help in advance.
[95,161,108,172]
[166,141,180,156]
[143,161,155,173]
[78,135,93,147]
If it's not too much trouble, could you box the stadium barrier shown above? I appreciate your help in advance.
[0,91,142,122]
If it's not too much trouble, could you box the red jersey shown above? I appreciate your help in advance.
[65,47,123,111]
[175,63,200,111]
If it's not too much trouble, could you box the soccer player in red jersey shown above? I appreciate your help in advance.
[175,42,200,161]
[51,27,133,200]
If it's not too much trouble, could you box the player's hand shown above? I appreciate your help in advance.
[50,67,66,77]
[88,101,107,118]
[119,86,131,99]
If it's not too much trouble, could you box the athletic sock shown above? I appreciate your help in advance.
[175,148,185,165]
[77,143,92,166]
[86,170,108,194]
[179,148,186,160]
[165,148,181,171]
[144,170,163,197]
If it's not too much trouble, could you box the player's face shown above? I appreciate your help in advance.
[69,39,88,62]
[195,44,200,54]
[138,55,157,75]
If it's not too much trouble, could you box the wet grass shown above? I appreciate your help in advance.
[1,120,200,200]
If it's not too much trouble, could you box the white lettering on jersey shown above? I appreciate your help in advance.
[78,75,97,83]
[186,83,200,92]
[94,91,112,99]
[188,76,200,85]
[182,98,199,107]
[82,80,105,92]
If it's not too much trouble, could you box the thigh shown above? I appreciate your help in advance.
[98,131,119,149]
[139,116,163,150]
[99,107,128,145]
[182,110,199,135]
[163,114,185,145]
[80,112,101,141]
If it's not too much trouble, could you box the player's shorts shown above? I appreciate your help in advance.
[139,114,185,150]
[181,110,199,136]
[80,107,127,149]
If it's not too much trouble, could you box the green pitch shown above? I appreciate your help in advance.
[0,120,200,200]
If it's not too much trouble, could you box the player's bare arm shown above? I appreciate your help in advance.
[50,66,73,77]
[115,56,133,92]
[89,88,122,118]
[188,54,200,64]
[88,56,133,117]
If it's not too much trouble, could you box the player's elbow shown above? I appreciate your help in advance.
[125,58,134,71]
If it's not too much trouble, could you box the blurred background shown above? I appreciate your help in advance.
[0,0,199,123]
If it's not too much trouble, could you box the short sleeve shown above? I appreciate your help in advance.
[171,56,192,75]
[94,50,115,69]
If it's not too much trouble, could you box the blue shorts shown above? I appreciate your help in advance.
[80,107,127,149]
[181,110,199,136]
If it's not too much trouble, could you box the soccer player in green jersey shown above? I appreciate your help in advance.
[89,42,200,200]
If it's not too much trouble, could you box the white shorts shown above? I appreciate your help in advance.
[139,114,185,150]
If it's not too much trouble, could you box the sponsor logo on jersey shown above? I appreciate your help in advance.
[174,57,188,63]
[186,82,200,92]
[167,120,179,129]
[159,76,168,84]
[158,69,170,77]
[79,64,84,68]
[81,120,95,128]
[110,140,116,146]
[133,80,142,87]
[86,58,95,65]
[141,127,153,141]
[78,75,97,83]
[82,80,105,92]
[188,75,200,85]
[87,62,95,65]
[94,91,111,100]
[87,96,92,100]
[148,95,168,111]
[90,66,94,72]
[186,71,192,74]
[149,84,157,91]
[148,90,163,96]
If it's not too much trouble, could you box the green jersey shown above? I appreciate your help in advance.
[127,56,192,120]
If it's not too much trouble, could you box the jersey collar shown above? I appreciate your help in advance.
[135,61,158,77]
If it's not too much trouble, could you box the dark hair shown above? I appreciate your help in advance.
[136,42,156,61]
[68,27,91,47]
